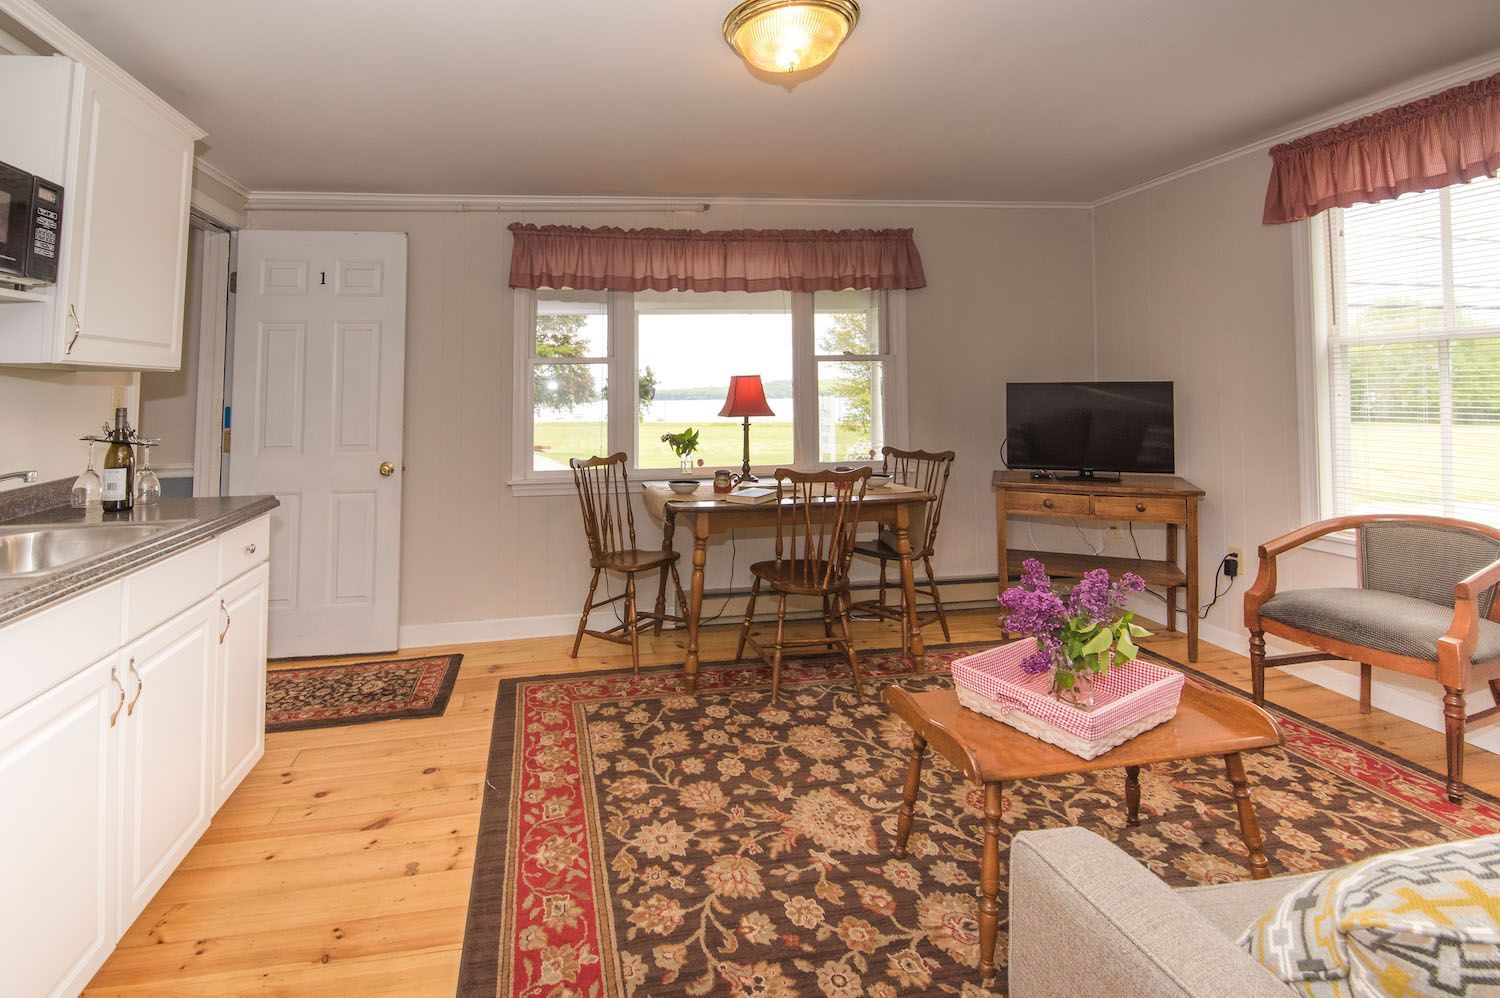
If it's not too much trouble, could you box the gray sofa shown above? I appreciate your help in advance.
[1008,827,1312,996]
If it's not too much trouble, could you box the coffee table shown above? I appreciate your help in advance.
[882,678,1282,980]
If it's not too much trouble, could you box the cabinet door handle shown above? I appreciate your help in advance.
[219,599,232,644]
[66,304,82,355]
[109,666,126,727]
[1041,498,1054,509]
[244,543,257,555]
[1135,502,1147,513]
[125,657,143,717]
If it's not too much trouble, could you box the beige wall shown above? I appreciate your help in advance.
[246,204,1097,639]
[1091,149,1497,748]
[0,368,134,484]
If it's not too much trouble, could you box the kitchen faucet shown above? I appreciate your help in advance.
[0,470,38,488]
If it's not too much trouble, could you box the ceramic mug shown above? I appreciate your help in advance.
[713,470,739,493]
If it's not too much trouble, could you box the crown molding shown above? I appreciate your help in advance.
[1090,48,1500,209]
[244,190,1093,213]
[193,158,249,201]
[0,0,205,141]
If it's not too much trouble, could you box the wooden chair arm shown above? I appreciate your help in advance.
[1243,519,1358,625]
[1436,555,1500,685]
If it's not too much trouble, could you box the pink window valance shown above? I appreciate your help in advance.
[507,223,927,293]
[1264,72,1500,225]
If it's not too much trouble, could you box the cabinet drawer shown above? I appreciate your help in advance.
[1008,491,1091,516]
[0,582,123,717]
[1094,495,1188,523]
[124,541,216,641]
[217,515,269,586]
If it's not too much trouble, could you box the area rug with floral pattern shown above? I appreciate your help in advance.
[265,654,463,732]
[456,643,1500,997]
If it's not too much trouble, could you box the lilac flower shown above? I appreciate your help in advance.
[1121,572,1146,593]
[999,580,1065,638]
[1020,634,1061,675]
[999,559,1147,689]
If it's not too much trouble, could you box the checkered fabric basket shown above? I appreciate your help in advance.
[951,640,1185,759]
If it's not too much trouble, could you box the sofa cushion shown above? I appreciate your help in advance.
[1178,873,1316,938]
[1361,522,1499,614]
[1240,834,1500,997]
[1259,588,1500,663]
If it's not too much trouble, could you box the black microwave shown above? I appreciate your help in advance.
[0,161,63,287]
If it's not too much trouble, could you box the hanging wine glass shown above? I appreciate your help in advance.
[135,441,161,506]
[72,440,101,508]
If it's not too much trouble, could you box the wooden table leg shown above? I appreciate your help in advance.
[1125,765,1141,826]
[978,782,1004,981]
[683,514,710,694]
[1186,498,1200,662]
[1224,753,1270,879]
[654,509,677,636]
[895,503,926,670]
[1164,523,1178,634]
[895,732,927,857]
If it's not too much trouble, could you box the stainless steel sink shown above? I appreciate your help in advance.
[0,522,188,578]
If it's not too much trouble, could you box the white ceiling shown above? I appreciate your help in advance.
[30,0,1500,202]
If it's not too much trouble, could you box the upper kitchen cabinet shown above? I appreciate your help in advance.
[0,56,200,370]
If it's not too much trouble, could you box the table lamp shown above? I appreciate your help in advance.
[719,374,775,482]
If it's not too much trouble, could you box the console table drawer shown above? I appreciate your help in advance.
[1009,492,1091,516]
[1094,495,1188,523]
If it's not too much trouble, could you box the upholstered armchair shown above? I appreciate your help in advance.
[1244,515,1500,803]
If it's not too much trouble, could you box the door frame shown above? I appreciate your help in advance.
[187,214,232,497]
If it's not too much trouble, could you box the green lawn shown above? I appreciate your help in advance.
[533,420,873,470]
[1348,422,1500,512]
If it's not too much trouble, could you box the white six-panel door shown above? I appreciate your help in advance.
[228,231,407,656]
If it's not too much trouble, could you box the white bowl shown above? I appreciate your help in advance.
[868,473,894,489]
[668,480,700,495]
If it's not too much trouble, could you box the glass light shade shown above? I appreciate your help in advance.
[723,0,859,74]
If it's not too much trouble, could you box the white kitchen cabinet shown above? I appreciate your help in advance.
[215,562,269,808]
[0,510,272,992]
[0,655,120,998]
[115,597,217,930]
[0,56,200,369]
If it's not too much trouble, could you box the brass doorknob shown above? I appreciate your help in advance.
[379,461,396,477]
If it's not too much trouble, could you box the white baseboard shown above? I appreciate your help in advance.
[397,612,581,649]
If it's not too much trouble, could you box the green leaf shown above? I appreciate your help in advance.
[1075,620,1098,635]
[1055,671,1076,690]
[1117,629,1139,662]
[1081,627,1113,656]
[1127,623,1152,638]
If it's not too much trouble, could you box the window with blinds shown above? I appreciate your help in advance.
[1318,174,1500,524]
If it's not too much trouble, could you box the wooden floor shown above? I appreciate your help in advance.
[84,609,1500,995]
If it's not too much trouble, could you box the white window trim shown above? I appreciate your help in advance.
[1293,218,1356,557]
[509,288,909,496]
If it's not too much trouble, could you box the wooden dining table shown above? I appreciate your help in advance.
[643,482,935,693]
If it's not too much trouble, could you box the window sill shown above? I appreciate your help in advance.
[1300,529,1357,559]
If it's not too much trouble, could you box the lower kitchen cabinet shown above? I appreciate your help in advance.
[116,597,217,930]
[0,656,118,998]
[215,563,269,808]
[0,511,273,996]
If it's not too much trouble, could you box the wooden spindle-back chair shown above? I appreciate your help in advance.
[735,467,871,701]
[569,453,687,673]
[853,447,956,651]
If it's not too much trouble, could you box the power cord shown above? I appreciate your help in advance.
[1199,556,1236,619]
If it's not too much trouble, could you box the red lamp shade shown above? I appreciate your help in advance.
[718,375,776,418]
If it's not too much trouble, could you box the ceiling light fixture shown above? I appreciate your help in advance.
[722,0,860,74]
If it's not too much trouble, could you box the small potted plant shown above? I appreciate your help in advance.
[951,558,1184,759]
[661,428,701,475]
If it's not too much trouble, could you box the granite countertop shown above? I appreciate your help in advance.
[0,478,279,627]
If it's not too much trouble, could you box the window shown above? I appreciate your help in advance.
[1311,175,1500,524]
[513,288,907,488]
[636,291,795,469]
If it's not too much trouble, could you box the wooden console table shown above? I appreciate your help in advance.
[992,471,1206,661]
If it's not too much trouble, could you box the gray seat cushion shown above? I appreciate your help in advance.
[1260,588,1500,662]
[1177,873,1316,938]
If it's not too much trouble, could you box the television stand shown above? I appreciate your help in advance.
[991,470,1206,661]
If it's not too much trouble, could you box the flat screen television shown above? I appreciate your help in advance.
[1005,381,1175,478]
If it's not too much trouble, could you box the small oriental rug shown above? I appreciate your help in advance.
[265,654,462,732]
[456,644,1500,997]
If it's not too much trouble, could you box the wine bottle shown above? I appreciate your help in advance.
[101,407,134,513]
